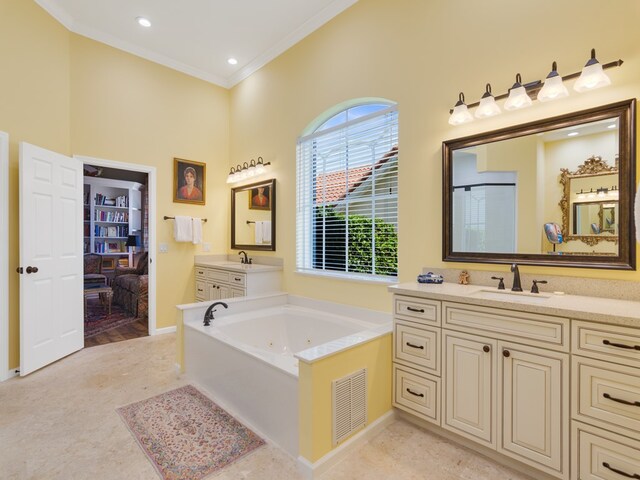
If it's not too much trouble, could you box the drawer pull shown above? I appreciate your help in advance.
[406,388,424,398]
[406,306,425,313]
[483,345,491,353]
[603,392,640,407]
[502,349,510,358]
[603,339,640,350]
[406,342,424,350]
[197,289,203,292]
[602,462,640,479]
[234,277,241,281]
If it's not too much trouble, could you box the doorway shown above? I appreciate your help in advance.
[0,131,8,381]
[77,156,157,346]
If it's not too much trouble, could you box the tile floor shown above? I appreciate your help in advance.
[0,334,532,480]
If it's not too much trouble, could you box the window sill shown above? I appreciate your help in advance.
[295,269,397,286]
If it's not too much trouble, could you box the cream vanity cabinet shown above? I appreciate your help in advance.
[571,321,640,480]
[194,263,281,302]
[393,294,570,480]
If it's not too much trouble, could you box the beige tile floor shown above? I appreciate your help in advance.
[0,334,532,480]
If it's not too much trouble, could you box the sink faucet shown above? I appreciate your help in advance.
[510,263,523,292]
[238,250,249,264]
[203,301,228,326]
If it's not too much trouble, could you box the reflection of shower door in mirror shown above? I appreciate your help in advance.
[452,184,516,253]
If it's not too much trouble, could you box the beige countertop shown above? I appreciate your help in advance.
[195,260,282,273]
[389,282,640,328]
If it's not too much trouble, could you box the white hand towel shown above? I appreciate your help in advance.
[192,217,203,245]
[262,220,272,244]
[254,221,263,244]
[173,216,192,242]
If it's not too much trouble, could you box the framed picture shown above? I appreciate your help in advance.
[174,158,206,205]
[248,185,271,210]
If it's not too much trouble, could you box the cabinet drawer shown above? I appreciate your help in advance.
[231,288,245,298]
[573,357,640,436]
[229,272,246,287]
[443,302,568,351]
[195,266,207,278]
[206,268,229,283]
[393,365,440,425]
[573,422,640,480]
[394,295,441,326]
[573,321,640,368]
[394,321,440,375]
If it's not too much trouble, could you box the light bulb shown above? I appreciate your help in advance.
[574,49,611,92]
[475,84,501,118]
[504,74,532,111]
[448,92,473,125]
[538,62,569,102]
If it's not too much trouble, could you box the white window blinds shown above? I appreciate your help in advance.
[296,105,398,279]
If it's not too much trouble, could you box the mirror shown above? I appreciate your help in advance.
[443,99,635,269]
[231,178,276,251]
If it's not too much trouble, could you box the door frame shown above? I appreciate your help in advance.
[0,132,8,381]
[76,156,158,335]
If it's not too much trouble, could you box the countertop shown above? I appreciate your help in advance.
[389,282,640,328]
[195,260,282,273]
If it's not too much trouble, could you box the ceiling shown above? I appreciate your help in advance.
[35,0,357,89]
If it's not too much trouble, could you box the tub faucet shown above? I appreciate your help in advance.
[238,250,249,264]
[203,301,228,326]
[510,263,523,292]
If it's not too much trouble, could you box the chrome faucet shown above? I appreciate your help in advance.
[203,301,228,326]
[510,263,523,292]
[238,250,249,264]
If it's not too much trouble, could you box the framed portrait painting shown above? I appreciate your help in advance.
[248,184,271,210]
[174,158,206,205]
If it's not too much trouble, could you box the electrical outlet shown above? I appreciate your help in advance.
[159,243,168,253]
[202,242,211,252]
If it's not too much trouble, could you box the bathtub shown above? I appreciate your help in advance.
[180,294,391,457]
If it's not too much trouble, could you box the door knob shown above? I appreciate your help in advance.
[483,345,491,353]
[503,349,511,358]
[26,266,38,274]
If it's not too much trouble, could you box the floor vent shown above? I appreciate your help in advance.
[332,368,367,445]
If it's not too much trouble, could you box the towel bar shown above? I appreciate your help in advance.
[164,216,207,222]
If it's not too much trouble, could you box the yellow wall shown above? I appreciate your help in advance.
[229,0,640,314]
[0,1,230,369]
[298,334,392,462]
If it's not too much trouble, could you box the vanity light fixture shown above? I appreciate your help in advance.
[447,49,623,125]
[136,16,151,27]
[587,188,596,199]
[448,93,474,125]
[504,74,533,111]
[597,187,608,197]
[576,189,586,200]
[475,84,501,118]
[574,49,611,92]
[537,62,569,102]
[226,157,272,184]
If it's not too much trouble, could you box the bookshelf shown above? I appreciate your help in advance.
[84,177,143,271]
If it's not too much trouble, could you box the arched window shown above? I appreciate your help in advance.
[296,101,398,279]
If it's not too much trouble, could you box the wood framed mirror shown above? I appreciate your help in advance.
[231,178,276,251]
[442,99,636,270]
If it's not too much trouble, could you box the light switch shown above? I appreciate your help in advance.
[159,243,168,253]
[202,242,211,252]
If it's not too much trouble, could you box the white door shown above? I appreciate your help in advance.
[443,331,497,447]
[499,342,568,477]
[19,142,83,376]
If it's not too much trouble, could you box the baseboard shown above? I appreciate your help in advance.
[153,326,176,335]
[297,410,396,479]
[1,367,19,382]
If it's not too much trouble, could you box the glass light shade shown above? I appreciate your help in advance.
[475,96,501,119]
[504,86,532,110]
[574,63,611,92]
[537,75,569,102]
[448,103,473,125]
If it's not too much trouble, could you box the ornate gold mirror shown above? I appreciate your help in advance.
[443,99,636,270]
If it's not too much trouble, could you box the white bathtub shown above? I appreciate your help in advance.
[180,294,391,457]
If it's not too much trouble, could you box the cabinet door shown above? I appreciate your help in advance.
[218,285,230,299]
[209,284,221,300]
[499,342,568,479]
[443,331,497,447]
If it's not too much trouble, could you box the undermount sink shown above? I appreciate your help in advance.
[469,288,553,303]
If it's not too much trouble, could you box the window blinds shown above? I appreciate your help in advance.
[296,105,398,278]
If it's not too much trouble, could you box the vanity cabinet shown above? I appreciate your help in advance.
[194,264,281,302]
[571,321,640,480]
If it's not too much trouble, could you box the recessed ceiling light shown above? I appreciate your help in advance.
[607,123,617,129]
[567,132,579,137]
[136,17,151,27]
[227,58,238,65]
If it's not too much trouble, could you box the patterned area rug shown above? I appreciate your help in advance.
[84,297,141,338]
[117,385,265,480]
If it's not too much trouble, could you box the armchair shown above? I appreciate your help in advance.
[112,252,149,317]
[84,253,107,286]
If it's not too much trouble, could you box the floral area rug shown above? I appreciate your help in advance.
[84,297,140,338]
[117,385,265,480]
